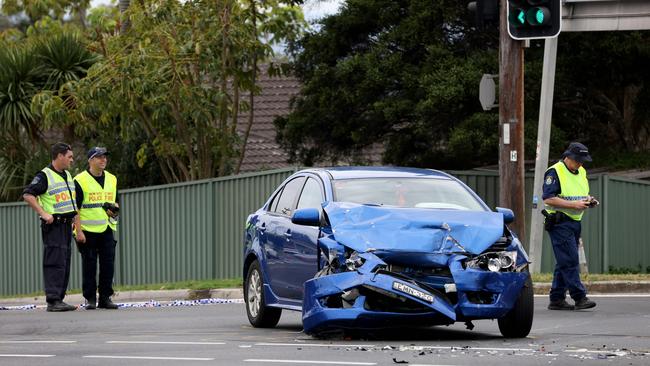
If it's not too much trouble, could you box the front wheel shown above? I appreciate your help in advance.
[244,260,282,328]
[498,274,534,338]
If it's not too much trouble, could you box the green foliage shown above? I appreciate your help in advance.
[277,0,500,168]
[53,0,305,183]
[279,1,650,170]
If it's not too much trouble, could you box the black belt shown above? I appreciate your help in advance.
[48,216,75,224]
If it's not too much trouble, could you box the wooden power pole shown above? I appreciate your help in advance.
[499,0,526,243]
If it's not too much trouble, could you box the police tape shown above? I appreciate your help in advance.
[0,298,244,311]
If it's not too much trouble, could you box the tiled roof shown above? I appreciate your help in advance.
[236,67,301,173]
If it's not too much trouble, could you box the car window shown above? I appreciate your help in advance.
[332,177,486,211]
[273,177,306,216]
[267,188,283,212]
[297,177,324,210]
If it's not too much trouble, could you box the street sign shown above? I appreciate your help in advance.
[479,74,497,111]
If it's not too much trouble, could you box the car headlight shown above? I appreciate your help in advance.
[345,251,365,271]
[466,251,517,272]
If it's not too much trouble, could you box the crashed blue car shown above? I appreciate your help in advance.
[243,167,533,338]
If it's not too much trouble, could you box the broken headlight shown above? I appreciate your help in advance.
[345,251,365,271]
[466,251,517,272]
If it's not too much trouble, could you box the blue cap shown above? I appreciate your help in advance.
[562,142,592,163]
[87,147,109,160]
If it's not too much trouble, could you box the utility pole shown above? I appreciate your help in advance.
[499,0,526,243]
[529,38,558,272]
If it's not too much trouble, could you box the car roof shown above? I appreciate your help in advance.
[302,166,452,180]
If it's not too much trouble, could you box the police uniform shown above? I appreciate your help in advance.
[74,161,119,309]
[23,165,77,308]
[542,142,596,310]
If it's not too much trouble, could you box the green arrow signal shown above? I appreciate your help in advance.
[535,9,545,24]
[517,9,525,24]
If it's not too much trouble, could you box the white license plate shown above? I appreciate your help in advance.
[392,281,434,303]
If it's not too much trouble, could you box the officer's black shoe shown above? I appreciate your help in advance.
[85,299,96,310]
[548,299,575,310]
[574,297,596,310]
[47,301,77,312]
[98,298,118,309]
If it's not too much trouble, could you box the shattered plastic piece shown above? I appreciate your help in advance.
[382,346,394,351]
[392,358,408,364]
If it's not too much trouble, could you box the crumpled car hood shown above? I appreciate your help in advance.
[323,202,505,259]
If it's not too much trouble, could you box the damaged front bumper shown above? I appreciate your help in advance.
[302,254,529,335]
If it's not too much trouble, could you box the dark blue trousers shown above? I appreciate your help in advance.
[548,219,587,302]
[41,220,72,304]
[78,229,116,301]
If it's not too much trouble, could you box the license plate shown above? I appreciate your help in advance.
[392,281,434,303]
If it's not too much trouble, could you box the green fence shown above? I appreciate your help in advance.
[2,168,649,296]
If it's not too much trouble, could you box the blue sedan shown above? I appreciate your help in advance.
[242,167,533,337]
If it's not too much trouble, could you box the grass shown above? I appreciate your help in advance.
[531,273,650,283]
[4,274,650,299]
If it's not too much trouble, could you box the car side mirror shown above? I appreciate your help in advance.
[496,207,515,224]
[291,208,321,227]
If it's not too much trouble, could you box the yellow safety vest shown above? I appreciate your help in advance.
[74,170,118,233]
[544,161,589,221]
[38,167,77,215]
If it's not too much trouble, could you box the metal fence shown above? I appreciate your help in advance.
[2,167,649,296]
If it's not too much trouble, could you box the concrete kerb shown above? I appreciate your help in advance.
[2,282,649,307]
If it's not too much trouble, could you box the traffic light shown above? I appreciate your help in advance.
[507,0,562,40]
[468,0,499,30]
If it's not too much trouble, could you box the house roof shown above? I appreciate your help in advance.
[236,68,301,172]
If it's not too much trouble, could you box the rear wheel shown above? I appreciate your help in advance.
[498,273,534,338]
[245,260,282,328]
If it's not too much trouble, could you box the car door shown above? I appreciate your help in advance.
[264,176,306,299]
[284,176,324,300]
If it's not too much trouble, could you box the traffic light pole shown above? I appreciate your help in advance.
[528,37,558,273]
[499,0,526,244]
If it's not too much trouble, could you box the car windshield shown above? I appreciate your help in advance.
[332,177,486,211]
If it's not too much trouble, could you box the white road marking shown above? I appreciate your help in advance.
[84,355,214,361]
[0,354,55,357]
[254,343,532,352]
[534,294,650,298]
[394,346,534,352]
[244,360,376,365]
[106,341,226,345]
[254,342,375,348]
[0,340,76,343]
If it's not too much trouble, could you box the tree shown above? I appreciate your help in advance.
[276,0,500,169]
[42,0,305,183]
[278,0,650,170]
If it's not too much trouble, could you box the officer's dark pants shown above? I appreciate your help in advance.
[78,229,116,301]
[548,219,587,302]
[42,220,72,304]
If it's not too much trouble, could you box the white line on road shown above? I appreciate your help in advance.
[534,294,650,298]
[0,354,56,357]
[244,360,377,365]
[84,355,215,361]
[106,341,226,345]
[0,340,76,343]
[254,343,376,348]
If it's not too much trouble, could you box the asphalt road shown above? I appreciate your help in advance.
[1,296,649,366]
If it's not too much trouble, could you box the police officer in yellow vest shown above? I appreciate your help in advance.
[23,143,78,312]
[73,147,119,310]
[542,142,597,311]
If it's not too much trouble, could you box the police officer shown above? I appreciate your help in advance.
[543,142,597,311]
[23,142,78,312]
[73,147,119,310]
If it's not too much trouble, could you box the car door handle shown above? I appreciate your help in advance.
[284,231,292,239]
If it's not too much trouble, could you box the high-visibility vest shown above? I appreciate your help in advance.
[38,167,77,215]
[544,160,589,221]
[75,170,118,233]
